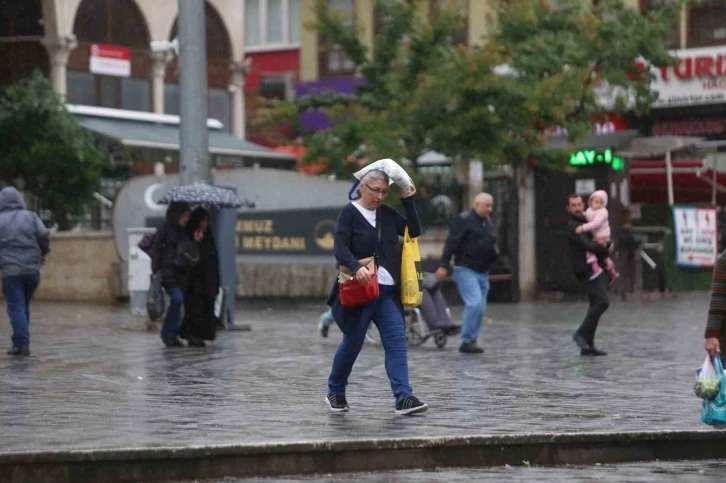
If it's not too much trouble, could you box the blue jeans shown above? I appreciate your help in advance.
[328,285,412,404]
[161,285,184,342]
[2,273,41,346]
[452,266,490,346]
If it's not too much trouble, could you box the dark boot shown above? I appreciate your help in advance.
[187,338,206,348]
[7,345,30,356]
[162,338,185,348]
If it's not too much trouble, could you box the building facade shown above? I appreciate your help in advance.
[0,0,306,141]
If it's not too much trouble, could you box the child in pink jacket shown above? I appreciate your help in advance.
[576,190,619,281]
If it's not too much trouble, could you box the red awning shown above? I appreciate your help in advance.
[630,158,726,204]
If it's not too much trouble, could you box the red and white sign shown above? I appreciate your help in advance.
[89,44,131,78]
[673,206,718,268]
[649,46,726,108]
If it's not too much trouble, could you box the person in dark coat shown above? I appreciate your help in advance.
[566,194,610,356]
[435,193,499,354]
[151,202,199,347]
[180,208,220,347]
[614,213,641,301]
[325,169,428,416]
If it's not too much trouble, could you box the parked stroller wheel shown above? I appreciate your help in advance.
[434,332,447,349]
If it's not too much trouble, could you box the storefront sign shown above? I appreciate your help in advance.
[649,47,726,108]
[569,148,624,172]
[673,206,718,268]
[235,209,340,256]
[90,44,131,78]
[652,117,726,139]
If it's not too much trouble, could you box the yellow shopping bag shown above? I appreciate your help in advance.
[401,227,423,307]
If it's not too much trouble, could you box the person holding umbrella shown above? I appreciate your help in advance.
[151,202,200,347]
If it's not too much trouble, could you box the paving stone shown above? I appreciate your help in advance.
[0,293,713,452]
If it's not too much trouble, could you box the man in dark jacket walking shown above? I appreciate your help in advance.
[0,187,50,356]
[566,194,610,356]
[436,193,499,354]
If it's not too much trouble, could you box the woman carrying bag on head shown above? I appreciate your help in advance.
[325,168,428,416]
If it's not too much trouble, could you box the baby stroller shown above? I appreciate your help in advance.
[366,273,458,349]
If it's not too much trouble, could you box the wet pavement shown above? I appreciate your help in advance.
[0,293,715,452]
[193,460,726,482]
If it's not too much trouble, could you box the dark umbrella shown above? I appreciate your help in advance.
[158,184,255,208]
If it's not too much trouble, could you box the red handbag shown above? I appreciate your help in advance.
[339,258,379,307]
[338,209,382,308]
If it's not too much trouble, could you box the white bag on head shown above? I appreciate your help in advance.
[353,158,412,193]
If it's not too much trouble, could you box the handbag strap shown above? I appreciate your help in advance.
[373,208,382,262]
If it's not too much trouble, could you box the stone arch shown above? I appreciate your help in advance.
[72,0,151,49]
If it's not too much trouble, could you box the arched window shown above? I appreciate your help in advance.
[73,0,150,49]
[0,0,47,88]
[68,0,151,111]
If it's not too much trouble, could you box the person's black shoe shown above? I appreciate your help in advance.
[7,345,30,356]
[325,394,349,413]
[395,396,429,416]
[581,346,608,356]
[572,334,590,351]
[459,342,484,354]
[187,338,206,348]
[162,338,185,348]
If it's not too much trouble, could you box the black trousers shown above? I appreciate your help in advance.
[575,274,610,344]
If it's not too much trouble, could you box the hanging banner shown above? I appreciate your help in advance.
[673,206,718,268]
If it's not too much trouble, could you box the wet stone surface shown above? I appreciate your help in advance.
[193,460,726,482]
[0,293,714,451]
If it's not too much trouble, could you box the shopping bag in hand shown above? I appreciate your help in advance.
[701,356,726,426]
[695,355,721,400]
[146,273,165,321]
[400,227,423,307]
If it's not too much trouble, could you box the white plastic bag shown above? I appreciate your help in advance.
[695,355,721,400]
[353,158,412,193]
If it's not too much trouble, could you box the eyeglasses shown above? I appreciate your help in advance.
[364,184,389,197]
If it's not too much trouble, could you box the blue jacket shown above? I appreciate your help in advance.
[0,187,50,277]
[327,197,421,333]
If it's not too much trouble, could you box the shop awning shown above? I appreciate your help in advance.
[67,104,294,161]
[546,130,640,151]
[616,135,704,159]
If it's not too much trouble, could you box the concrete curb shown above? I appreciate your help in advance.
[2,430,726,482]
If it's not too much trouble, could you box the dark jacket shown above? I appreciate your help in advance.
[181,226,220,342]
[151,222,199,285]
[567,214,610,280]
[440,210,499,273]
[327,197,421,333]
[0,187,50,277]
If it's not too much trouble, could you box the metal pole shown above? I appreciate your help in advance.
[713,153,718,206]
[665,150,674,206]
[178,0,211,185]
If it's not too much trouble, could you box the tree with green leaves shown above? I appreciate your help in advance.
[0,72,106,230]
[259,0,680,175]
